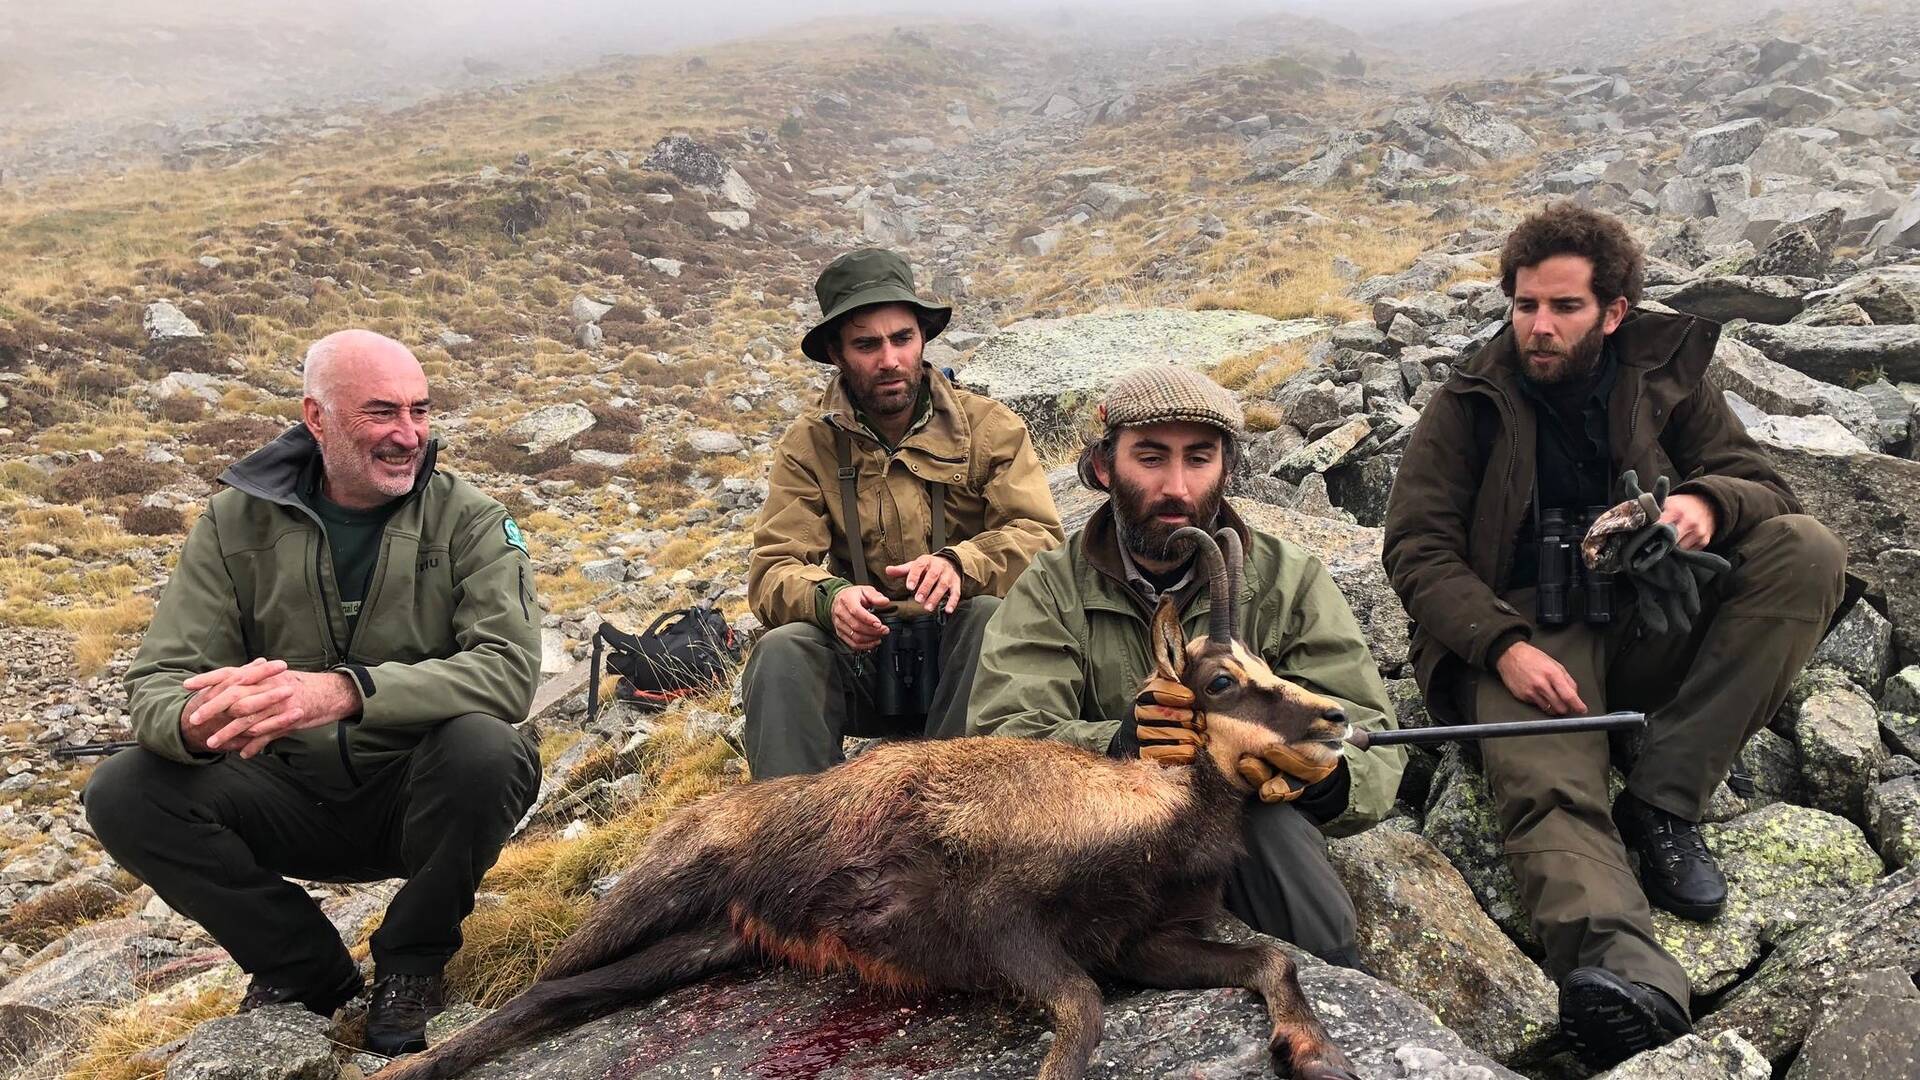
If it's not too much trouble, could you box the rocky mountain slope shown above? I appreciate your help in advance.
[2,2,1919,1078]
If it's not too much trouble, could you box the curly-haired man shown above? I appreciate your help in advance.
[1382,204,1845,1065]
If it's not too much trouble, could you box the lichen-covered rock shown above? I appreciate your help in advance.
[1794,679,1889,820]
[1884,711,1920,761]
[506,404,595,455]
[454,951,1523,1080]
[1329,826,1558,1063]
[1421,746,1536,950]
[165,1004,335,1080]
[0,917,209,1011]
[1782,967,1920,1080]
[1887,667,1920,715]
[1702,867,1920,1062]
[1652,802,1882,994]
[1593,1029,1770,1079]
[1736,728,1801,809]
[962,309,1327,444]
[1808,601,1894,697]
[1867,775,1920,869]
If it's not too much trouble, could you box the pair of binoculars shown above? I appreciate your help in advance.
[1536,506,1616,626]
[872,610,943,719]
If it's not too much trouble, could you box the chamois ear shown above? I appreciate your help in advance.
[1149,595,1187,681]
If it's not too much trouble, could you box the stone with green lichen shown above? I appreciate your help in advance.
[1652,802,1882,994]
[1793,678,1886,821]
[1701,867,1919,1063]
[1421,745,1538,951]
[1867,775,1920,869]
[1593,1029,1770,1079]
[1736,728,1801,810]
[1330,824,1558,1064]
[1882,711,1920,760]
[1884,666,1920,714]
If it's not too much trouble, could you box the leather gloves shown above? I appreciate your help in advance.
[1134,676,1204,767]
[1235,744,1341,803]
[1610,470,1731,638]
[1134,675,1342,804]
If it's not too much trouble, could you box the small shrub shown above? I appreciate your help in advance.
[51,454,178,502]
[155,395,207,423]
[122,504,185,536]
[0,879,130,951]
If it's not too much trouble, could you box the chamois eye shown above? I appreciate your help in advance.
[1206,674,1235,695]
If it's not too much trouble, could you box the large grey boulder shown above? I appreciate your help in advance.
[1867,775,1920,869]
[1679,118,1768,176]
[1651,276,1808,324]
[1730,321,1920,384]
[1781,967,1920,1080]
[1329,826,1558,1064]
[962,310,1327,445]
[1265,130,1373,186]
[1708,337,1879,445]
[457,955,1523,1079]
[1803,265,1920,325]
[1081,182,1151,218]
[0,918,206,1012]
[1423,95,1536,163]
[1594,1030,1770,1080]
[144,300,205,343]
[1702,867,1920,1062]
[1809,600,1895,696]
[1794,678,1889,820]
[641,135,756,209]
[1650,803,1882,995]
[1272,418,1371,484]
[507,403,596,455]
[1867,183,1920,250]
[1745,130,1841,182]
[165,1005,336,1080]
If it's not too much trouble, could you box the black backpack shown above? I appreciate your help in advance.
[588,604,741,722]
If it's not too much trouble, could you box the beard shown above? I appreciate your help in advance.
[845,360,925,419]
[1111,470,1227,565]
[1516,317,1607,387]
[320,436,421,506]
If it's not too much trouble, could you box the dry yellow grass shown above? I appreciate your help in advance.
[62,988,242,1080]
[443,694,741,1006]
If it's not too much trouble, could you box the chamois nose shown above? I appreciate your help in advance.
[1322,707,1346,726]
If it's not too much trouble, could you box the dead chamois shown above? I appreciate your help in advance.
[377,527,1359,1080]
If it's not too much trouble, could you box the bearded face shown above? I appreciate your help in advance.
[1102,423,1230,567]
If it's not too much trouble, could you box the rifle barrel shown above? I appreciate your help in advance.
[1349,711,1645,750]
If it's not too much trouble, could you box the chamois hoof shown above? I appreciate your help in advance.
[1271,1038,1358,1080]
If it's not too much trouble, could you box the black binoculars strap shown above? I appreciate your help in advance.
[834,427,949,588]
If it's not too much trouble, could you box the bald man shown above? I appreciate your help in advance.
[84,330,542,1057]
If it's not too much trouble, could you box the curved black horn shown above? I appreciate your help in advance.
[1170,526,1231,645]
[1215,527,1243,635]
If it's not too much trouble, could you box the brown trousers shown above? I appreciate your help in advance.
[1455,514,1846,1012]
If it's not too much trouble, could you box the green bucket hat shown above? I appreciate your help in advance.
[800,248,951,364]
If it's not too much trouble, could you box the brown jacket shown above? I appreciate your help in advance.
[1382,308,1800,721]
[748,365,1064,629]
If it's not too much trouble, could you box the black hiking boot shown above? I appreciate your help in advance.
[1559,967,1692,1069]
[365,971,445,1057]
[239,964,363,1018]
[1613,791,1727,921]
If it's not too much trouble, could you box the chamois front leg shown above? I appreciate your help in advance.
[1111,931,1357,1080]
[975,917,1105,1080]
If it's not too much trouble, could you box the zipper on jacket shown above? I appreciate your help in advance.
[518,564,530,621]
[308,531,365,788]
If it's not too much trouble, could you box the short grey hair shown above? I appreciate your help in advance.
[301,329,412,411]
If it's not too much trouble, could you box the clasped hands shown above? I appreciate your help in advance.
[1133,676,1338,803]
[179,658,360,758]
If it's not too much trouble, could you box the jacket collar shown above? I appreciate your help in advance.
[821,364,972,458]
[1079,498,1254,618]
[220,423,439,510]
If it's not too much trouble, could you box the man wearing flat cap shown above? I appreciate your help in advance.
[743,248,1063,778]
[968,366,1404,968]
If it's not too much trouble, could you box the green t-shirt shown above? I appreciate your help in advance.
[300,462,401,638]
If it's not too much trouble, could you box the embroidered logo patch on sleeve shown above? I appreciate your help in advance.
[503,517,529,555]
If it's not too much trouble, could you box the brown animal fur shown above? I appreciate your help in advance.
[375,529,1358,1080]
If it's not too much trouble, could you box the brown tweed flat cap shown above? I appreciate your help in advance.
[1096,365,1245,436]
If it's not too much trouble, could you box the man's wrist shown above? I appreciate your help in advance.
[1487,631,1528,672]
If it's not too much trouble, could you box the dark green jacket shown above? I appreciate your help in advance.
[967,501,1404,836]
[124,426,541,785]
[1383,308,1800,723]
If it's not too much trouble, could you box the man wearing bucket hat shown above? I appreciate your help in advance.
[967,366,1404,968]
[744,248,1063,779]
